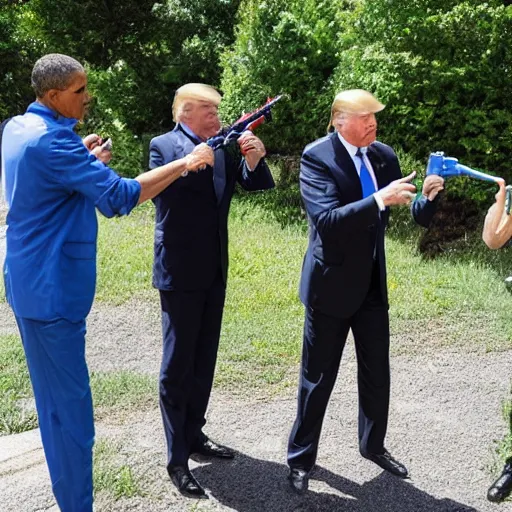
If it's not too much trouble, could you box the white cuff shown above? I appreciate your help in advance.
[373,192,385,212]
[245,160,256,173]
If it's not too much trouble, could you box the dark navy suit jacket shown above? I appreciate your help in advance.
[299,132,433,319]
[149,124,275,291]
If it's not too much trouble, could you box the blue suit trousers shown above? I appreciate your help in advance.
[15,316,94,512]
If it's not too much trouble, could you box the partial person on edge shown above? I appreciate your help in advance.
[482,179,512,503]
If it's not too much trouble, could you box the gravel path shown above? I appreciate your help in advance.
[0,299,511,512]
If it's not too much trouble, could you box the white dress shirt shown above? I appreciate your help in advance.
[337,133,385,211]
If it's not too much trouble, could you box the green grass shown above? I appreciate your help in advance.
[386,233,512,353]
[96,201,155,304]
[0,334,157,436]
[94,185,512,391]
[94,438,143,500]
[496,398,512,463]
[215,197,306,392]
[91,370,157,419]
[490,396,512,499]
[0,335,38,435]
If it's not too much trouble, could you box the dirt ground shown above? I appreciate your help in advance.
[0,298,511,512]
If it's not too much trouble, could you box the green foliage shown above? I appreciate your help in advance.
[20,0,239,177]
[333,1,512,184]
[29,0,241,137]
[0,335,38,435]
[220,0,346,152]
[0,1,241,172]
[0,3,43,119]
[94,439,143,500]
[78,67,144,178]
[235,158,306,228]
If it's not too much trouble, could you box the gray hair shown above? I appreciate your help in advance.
[31,54,85,98]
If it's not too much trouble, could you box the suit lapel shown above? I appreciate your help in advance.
[366,144,386,191]
[330,132,362,199]
[177,123,226,205]
[173,125,194,158]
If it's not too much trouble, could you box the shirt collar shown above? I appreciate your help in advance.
[27,101,78,128]
[179,122,203,142]
[337,132,367,158]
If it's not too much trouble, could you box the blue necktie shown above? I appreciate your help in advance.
[356,148,376,198]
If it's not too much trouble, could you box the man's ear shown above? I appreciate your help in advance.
[46,89,60,104]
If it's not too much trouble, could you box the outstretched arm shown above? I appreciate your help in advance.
[136,143,213,204]
[483,180,512,249]
[300,150,415,245]
[411,175,444,228]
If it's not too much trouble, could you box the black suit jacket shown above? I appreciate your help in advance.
[299,132,428,319]
[149,124,275,291]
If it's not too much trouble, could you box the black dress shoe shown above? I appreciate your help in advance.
[167,464,208,499]
[191,433,235,459]
[361,449,409,478]
[488,460,512,502]
[288,467,309,494]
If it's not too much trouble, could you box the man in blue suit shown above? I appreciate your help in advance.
[287,89,443,493]
[148,83,274,499]
[1,54,214,512]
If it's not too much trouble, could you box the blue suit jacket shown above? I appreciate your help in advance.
[299,132,431,319]
[1,102,141,322]
[149,124,275,291]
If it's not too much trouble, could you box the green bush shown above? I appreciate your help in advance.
[333,1,512,183]
[220,0,346,153]
[26,0,241,147]
[0,4,43,120]
[77,67,144,178]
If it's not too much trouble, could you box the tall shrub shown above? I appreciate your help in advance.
[220,0,348,153]
[24,0,240,175]
[0,4,42,120]
[333,1,512,180]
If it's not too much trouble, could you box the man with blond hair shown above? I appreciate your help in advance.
[149,83,274,499]
[287,89,443,493]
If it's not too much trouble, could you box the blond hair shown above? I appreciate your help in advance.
[172,83,222,122]
[328,89,385,131]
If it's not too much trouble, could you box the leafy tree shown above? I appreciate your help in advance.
[333,0,512,181]
[0,3,42,120]
[220,0,347,153]
[12,0,239,175]
[29,0,241,135]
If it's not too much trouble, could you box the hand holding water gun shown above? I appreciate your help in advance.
[206,95,282,151]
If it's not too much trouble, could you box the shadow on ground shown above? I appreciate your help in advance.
[194,451,476,512]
